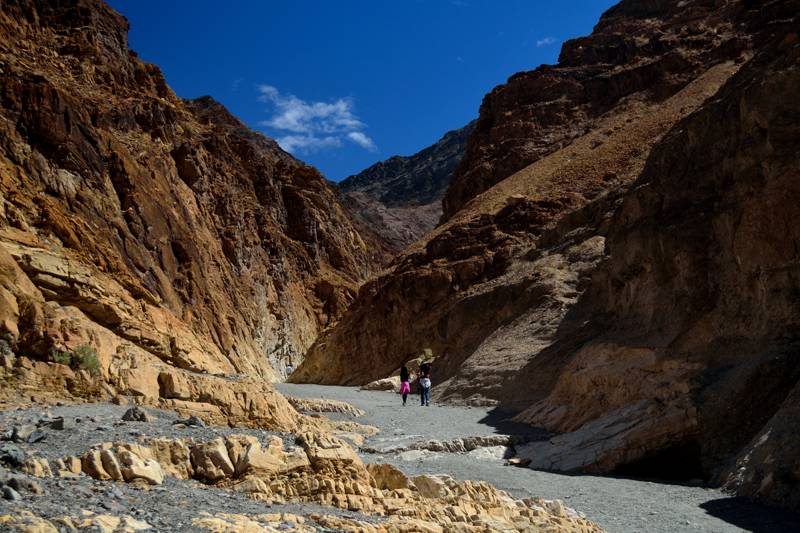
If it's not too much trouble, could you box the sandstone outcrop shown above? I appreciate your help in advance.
[0,0,383,403]
[293,0,800,513]
[11,434,604,532]
[285,396,365,417]
[339,122,475,251]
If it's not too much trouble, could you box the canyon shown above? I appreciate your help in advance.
[1,0,799,530]
[294,0,800,516]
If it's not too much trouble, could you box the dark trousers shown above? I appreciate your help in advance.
[420,386,430,405]
[402,393,408,405]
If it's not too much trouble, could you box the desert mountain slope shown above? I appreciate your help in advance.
[292,0,800,511]
[0,0,382,395]
[292,0,765,390]
[338,122,475,251]
[442,0,760,220]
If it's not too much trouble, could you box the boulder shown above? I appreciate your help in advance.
[121,406,152,423]
[296,433,362,467]
[190,438,235,482]
[20,457,52,478]
[99,449,124,481]
[117,449,164,485]
[412,475,452,498]
[81,450,111,481]
[367,463,413,491]
[360,377,400,392]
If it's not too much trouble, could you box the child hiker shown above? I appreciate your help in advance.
[399,364,410,406]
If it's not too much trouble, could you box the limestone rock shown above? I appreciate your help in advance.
[0,511,58,532]
[191,438,235,482]
[296,433,362,467]
[99,450,124,481]
[81,451,110,481]
[286,397,365,417]
[367,463,412,491]
[20,457,51,478]
[411,475,451,498]
[116,449,164,485]
[360,377,400,392]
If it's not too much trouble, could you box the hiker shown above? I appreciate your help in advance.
[399,364,410,406]
[418,363,431,406]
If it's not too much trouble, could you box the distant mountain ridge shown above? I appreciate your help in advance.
[338,121,475,251]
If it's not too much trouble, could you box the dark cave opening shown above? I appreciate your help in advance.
[614,440,705,482]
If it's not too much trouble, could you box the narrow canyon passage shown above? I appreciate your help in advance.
[278,384,800,533]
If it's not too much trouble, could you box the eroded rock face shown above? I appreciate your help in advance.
[13,434,604,533]
[511,20,800,509]
[339,122,476,251]
[0,0,383,394]
[539,28,800,507]
[293,0,800,513]
[441,0,764,220]
[293,55,741,395]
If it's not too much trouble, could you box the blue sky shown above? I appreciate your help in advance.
[107,0,616,181]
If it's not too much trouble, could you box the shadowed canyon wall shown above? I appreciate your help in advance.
[293,0,800,512]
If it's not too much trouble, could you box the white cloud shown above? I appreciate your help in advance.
[257,84,375,154]
[276,135,341,153]
[346,131,377,151]
[536,36,557,47]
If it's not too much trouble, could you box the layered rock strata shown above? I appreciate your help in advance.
[0,0,383,400]
[515,25,800,510]
[442,0,765,219]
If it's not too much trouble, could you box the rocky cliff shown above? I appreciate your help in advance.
[441,0,757,220]
[293,0,800,512]
[338,122,475,251]
[0,0,382,406]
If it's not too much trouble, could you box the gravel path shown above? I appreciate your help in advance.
[278,383,800,533]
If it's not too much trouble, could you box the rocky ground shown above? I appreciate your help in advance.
[0,402,364,531]
[0,394,604,532]
[278,384,800,533]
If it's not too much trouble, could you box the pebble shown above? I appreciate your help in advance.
[0,443,26,466]
[26,429,46,443]
[2,485,21,501]
[122,407,152,423]
[173,415,206,427]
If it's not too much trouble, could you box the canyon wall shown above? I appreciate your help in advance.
[442,0,756,220]
[0,0,382,401]
[293,0,800,511]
